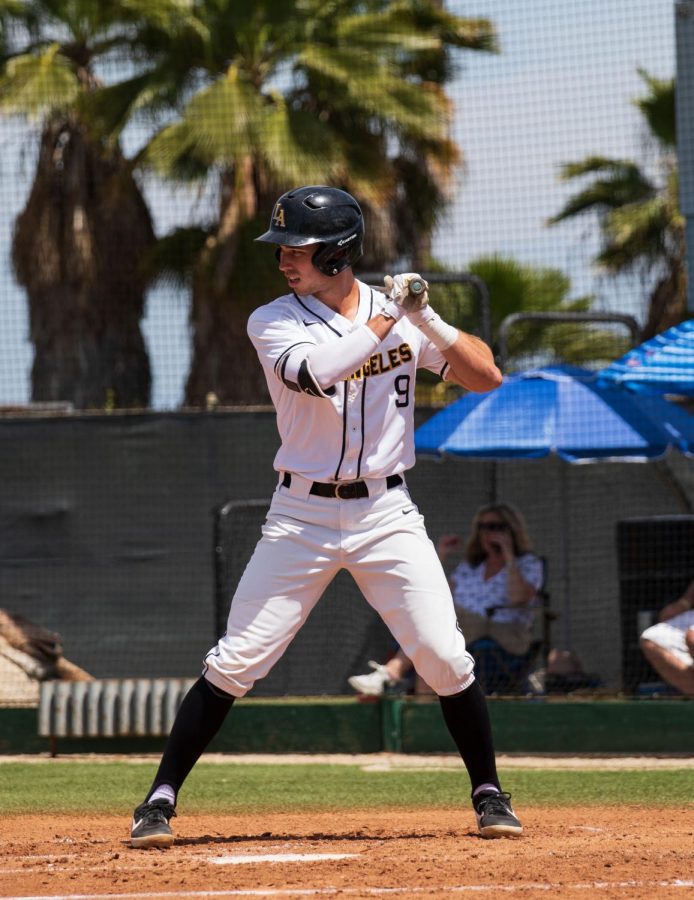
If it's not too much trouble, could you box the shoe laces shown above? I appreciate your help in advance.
[136,799,176,822]
[475,791,512,815]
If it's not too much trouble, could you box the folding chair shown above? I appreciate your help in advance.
[466,557,557,695]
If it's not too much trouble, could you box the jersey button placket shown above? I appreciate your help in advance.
[342,382,362,479]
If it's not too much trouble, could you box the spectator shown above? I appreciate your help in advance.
[639,579,694,696]
[349,503,544,696]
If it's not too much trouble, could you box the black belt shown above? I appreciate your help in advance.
[281,472,402,499]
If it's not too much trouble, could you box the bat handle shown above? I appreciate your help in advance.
[408,278,426,295]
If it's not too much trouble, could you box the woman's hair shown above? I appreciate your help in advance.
[465,502,533,566]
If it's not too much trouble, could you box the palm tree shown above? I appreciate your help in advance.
[0,1,166,409]
[547,70,683,341]
[468,255,629,367]
[87,0,497,405]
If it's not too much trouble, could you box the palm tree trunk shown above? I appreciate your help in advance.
[185,162,269,406]
[12,116,154,408]
[641,262,687,340]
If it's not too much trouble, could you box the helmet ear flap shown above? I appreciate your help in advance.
[312,238,362,277]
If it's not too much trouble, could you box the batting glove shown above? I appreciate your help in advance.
[382,273,430,320]
[385,273,458,350]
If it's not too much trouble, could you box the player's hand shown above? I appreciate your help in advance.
[384,273,430,314]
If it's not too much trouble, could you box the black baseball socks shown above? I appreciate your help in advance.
[438,679,501,796]
[146,675,235,805]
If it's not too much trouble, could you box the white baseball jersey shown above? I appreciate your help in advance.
[247,280,451,481]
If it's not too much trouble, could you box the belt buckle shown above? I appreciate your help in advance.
[335,481,357,499]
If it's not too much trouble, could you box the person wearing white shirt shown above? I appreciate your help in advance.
[349,503,543,695]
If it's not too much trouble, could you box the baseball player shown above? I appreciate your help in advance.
[130,185,522,849]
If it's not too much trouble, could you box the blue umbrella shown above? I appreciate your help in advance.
[598,319,694,396]
[415,365,694,462]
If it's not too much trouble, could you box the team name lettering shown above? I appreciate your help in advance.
[350,343,413,380]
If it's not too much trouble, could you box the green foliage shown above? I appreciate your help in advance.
[142,226,211,288]
[547,159,654,224]
[634,67,676,148]
[465,255,628,368]
[0,761,691,814]
[0,45,79,117]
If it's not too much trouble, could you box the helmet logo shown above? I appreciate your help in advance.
[272,203,286,228]
[337,233,356,246]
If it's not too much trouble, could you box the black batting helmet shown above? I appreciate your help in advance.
[255,185,364,276]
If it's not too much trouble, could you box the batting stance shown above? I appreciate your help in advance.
[130,185,522,848]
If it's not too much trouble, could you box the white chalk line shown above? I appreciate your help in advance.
[209,853,357,865]
[2,881,694,899]
[2,852,356,875]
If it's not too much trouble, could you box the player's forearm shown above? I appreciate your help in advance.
[443,333,502,393]
[306,322,387,388]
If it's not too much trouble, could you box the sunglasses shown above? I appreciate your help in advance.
[478,522,508,532]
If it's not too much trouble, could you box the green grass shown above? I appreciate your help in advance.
[0,762,692,814]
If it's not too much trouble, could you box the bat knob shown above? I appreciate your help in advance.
[408,278,425,295]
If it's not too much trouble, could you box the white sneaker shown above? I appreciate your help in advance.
[348,661,395,696]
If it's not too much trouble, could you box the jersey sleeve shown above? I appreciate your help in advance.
[413,330,451,381]
[247,304,334,398]
[518,554,544,592]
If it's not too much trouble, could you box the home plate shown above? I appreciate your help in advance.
[209,853,357,865]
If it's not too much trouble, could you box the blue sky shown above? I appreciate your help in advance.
[0,0,677,408]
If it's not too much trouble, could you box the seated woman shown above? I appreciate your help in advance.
[348,503,544,696]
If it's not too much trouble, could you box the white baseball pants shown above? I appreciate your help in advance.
[203,475,475,697]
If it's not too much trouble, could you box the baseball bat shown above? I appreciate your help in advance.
[408,278,426,295]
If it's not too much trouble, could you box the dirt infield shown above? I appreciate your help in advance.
[1,807,692,899]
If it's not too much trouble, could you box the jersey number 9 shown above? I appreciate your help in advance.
[394,374,411,408]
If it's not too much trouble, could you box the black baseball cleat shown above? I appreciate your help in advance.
[474,791,523,838]
[130,799,176,849]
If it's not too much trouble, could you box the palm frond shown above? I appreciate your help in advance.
[0,44,79,118]
[78,71,155,139]
[139,119,203,178]
[556,157,651,183]
[335,13,441,51]
[548,160,655,224]
[143,225,210,286]
[296,45,448,136]
[598,195,675,272]
[144,71,264,170]
[634,68,675,148]
[258,104,346,184]
[336,2,497,52]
